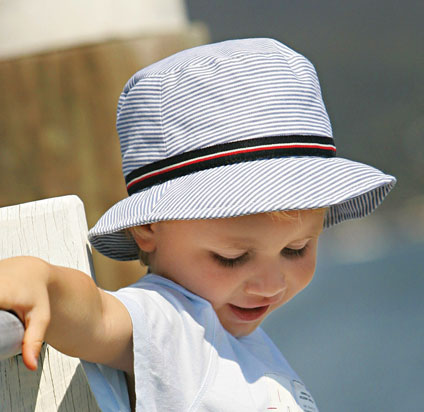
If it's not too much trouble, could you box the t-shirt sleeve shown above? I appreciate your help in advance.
[86,278,218,412]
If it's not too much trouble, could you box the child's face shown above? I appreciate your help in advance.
[144,209,325,337]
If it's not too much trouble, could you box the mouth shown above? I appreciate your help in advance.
[228,304,270,322]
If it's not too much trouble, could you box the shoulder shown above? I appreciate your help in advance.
[113,274,212,312]
[110,274,217,337]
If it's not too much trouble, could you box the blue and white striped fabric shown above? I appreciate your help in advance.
[88,38,396,261]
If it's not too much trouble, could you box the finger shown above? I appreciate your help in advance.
[21,306,50,371]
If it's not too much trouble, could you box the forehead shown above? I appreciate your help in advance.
[158,210,325,244]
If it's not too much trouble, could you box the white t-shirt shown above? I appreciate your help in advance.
[83,274,319,412]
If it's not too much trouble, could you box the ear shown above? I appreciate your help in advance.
[129,225,157,253]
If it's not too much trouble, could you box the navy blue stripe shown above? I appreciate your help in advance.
[126,135,335,195]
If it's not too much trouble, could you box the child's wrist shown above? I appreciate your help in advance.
[13,256,55,290]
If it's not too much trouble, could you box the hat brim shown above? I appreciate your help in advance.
[88,157,396,261]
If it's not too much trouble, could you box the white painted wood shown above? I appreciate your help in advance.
[0,196,100,411]
[0,0,188,60]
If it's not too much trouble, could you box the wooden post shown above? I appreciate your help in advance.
[0,196,100,411]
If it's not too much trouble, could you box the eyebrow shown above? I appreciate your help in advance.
[215,239,256,250]
[204,234,257,250]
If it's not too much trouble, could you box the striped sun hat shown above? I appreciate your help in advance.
[88,38,396,261]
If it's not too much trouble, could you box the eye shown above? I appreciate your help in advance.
[211,253,248,268]
[281,245,308,258]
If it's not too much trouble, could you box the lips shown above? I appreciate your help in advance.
[228,304,269,322]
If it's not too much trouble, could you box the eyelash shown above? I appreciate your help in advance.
[212,245,308,267]
[212,253,247,268]
[281,245,308,258]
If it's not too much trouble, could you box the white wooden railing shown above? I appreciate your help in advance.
[0,196,100,411]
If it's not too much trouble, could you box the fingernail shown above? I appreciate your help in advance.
[32,353,38,370]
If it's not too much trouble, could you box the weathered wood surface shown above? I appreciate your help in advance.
[0,196,100,411]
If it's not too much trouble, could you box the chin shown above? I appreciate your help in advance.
[223,322,260,338]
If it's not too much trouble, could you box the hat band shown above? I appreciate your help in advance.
[125,135,336,195]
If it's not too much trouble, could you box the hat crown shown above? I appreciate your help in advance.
[117,38,333,178]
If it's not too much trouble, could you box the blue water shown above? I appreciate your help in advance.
[262,238,424,412]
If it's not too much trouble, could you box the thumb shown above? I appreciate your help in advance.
[21,306,50,371]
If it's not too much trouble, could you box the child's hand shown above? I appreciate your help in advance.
[0,256,52,370]
[0,256,133,373]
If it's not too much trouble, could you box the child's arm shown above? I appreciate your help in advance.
[0,256,133,373]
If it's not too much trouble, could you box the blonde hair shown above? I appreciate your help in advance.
[267,208,327,223]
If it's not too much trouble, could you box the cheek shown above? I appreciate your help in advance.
[287,255,317,293]
[184,260,238,304]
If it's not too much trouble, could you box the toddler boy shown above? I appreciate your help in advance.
[0,38,395,411]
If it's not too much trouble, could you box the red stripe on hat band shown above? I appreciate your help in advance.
[127,143,335,190]
[126,139,336,194]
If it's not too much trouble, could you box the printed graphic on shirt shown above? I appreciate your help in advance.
[291,380,318,412]
[264,373,303,411]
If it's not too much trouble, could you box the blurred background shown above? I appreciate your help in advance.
[1,0,423,410]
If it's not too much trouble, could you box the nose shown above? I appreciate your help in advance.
[244,265,287,299]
